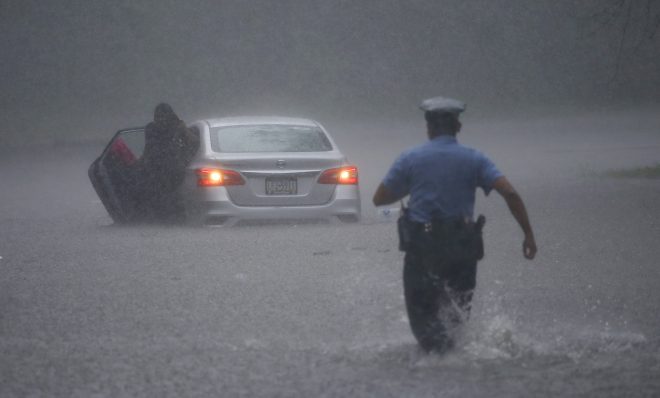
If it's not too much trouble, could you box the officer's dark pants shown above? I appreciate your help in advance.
[403,238,478,353]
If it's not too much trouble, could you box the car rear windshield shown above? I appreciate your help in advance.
[210,125,333,153]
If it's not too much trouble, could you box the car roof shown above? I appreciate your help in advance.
[203,116,320,128]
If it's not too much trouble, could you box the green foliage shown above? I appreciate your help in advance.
[606,164,660,178]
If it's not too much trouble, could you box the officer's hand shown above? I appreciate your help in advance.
[523,235,537,260]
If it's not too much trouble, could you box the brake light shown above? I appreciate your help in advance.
[318,166,358,185]
[196,168,245,186]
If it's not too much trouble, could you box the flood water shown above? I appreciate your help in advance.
[1,110,659,397]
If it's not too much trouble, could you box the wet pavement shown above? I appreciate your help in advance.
[1,111,659,397]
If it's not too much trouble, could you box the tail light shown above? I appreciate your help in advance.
[196,168,245,187]
[318,166,358,185]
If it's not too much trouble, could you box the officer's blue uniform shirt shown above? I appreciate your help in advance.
[382,135,503,223]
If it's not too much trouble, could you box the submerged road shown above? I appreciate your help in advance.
[1,112,659,397]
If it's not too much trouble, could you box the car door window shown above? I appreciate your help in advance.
[105,129,145,166]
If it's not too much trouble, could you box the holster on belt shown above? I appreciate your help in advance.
[397,205,414,252]
[398,206,486,261]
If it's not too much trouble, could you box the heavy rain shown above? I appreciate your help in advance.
[1,1,659,396]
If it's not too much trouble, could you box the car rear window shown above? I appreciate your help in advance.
[210,125,333,153]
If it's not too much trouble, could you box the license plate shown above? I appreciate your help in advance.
[265,177,297,195]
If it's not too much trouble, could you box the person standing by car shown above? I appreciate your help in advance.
[136,103,199,222]
[372,96,537,353]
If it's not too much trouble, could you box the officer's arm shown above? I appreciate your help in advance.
[492,176,537,260]
[372,183,400,206]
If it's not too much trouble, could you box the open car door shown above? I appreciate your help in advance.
[88,128,145,224]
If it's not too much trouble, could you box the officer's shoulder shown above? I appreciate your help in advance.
[398,142,431,159]
[453,141,480,154]
[453,142,490,162]
[459,143,480,154]
[393,142,419,156]
[466,146,496,165]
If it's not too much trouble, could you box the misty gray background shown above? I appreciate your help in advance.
[1,0,659,146]
[2,1,660,397]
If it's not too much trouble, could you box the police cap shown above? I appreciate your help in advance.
[419,96,466,115]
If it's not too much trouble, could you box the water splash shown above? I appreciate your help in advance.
[457,295,648,363]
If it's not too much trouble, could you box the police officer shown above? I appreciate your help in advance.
[372,96,537,353]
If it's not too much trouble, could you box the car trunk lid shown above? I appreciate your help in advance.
[205,152,345,206]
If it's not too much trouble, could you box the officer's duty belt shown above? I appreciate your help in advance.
[412,215,486,234]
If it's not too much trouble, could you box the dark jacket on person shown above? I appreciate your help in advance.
[141,109,198,193]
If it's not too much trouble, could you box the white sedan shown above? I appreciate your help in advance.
[89,116,361,226]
